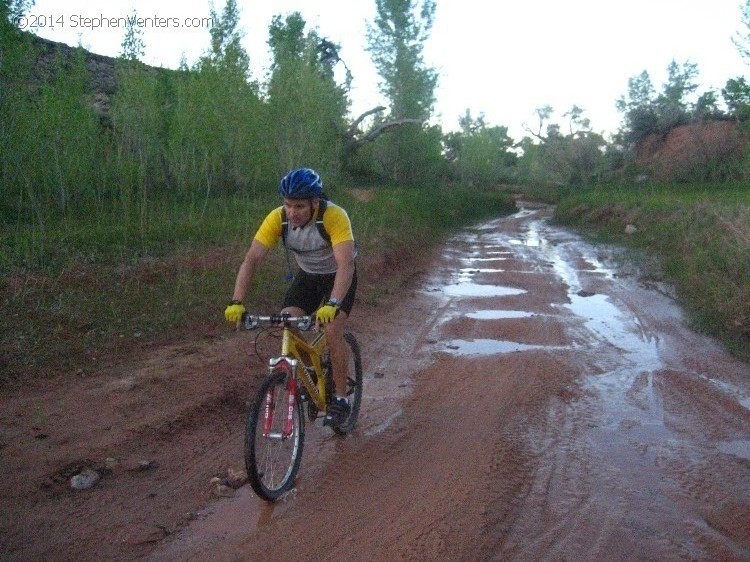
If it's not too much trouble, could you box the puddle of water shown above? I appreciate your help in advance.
[718,439,750,460]
[514,208,537,218]
[454,268,504,284]
[462,257,510,263]
[565,292,661,368]
[704,377,750,411]
[550,251,583,293]
[440,338,550,355]
[466,310,536,320]
[459,267,505,274]
[442,282,526,298]
[509,238,543,247]
[517,221,546,248]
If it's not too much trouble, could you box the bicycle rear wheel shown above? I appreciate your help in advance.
[331,332,363,435]
[245,373,305,501]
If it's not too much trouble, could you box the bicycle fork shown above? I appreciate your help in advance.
[264,358,298,440]
[283,377,297,437]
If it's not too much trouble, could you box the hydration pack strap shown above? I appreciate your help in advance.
[280,199,331,281]
[281,199,331,247]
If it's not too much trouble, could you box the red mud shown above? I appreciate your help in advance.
[2,204,749,561]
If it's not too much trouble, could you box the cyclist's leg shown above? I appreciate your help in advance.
[323,311,350,397]
[281,269,319,317]
[281,305,306,316]
[323,267,357,398]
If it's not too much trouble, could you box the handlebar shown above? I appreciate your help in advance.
[241,312,314,331]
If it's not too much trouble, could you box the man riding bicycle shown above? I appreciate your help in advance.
[224,168,357,428]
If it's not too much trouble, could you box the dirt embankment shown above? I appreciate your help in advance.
[636,120,747,180]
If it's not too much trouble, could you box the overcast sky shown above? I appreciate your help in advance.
[25,0,749,140]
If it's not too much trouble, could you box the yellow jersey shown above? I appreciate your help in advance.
[254,201,354,274]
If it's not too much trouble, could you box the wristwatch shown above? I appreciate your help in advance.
[327,297,342,307]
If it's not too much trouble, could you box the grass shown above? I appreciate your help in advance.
[553,181,750,360]
[0,185,516,384]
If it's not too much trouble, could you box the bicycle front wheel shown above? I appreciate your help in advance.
[245,373,305,501]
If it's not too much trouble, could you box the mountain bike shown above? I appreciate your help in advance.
[240,312,363,501]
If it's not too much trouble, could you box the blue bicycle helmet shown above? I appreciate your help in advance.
[278,168,323,198]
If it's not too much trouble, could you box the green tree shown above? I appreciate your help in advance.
[266,12,349,177]
[367,0,436,120]
[170,0,271,195]
[446,110,516,186]
[563,105,591,136]
[120,10,145,61]
[9,48,100,221]
[517,105,606,187]
[616,61,702,147]
[366,0,439,184]
[206,0,249,77]
[723,77,750,122]
[733,0,750,63]
[616,70,658,146]
[694,90,721,120]
[524,104,555,141]
[0,0,33,24]
[655,59,699,131]
[111,59,172,227]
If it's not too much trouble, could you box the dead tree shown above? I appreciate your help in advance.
[344,106,423,149]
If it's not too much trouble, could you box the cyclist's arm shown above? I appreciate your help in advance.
[330,240,355,304]
[232,239,271,302]
[232,208,282,302]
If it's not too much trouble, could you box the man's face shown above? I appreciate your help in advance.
[283,197,317,228]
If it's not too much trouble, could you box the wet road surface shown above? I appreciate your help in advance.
[150,203,750,561]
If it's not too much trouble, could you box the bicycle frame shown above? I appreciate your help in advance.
[276,326,329,411]
[244,314,329,433]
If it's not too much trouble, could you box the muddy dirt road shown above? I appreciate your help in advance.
[3,204,750,561]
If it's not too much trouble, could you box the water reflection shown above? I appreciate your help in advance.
[459,267,505,274]
[565,292,660,367]
[442,282,526,298]
[441,338,555,355]
[461,257,510,263]
[718,439,750,460]
[466,310,537,320]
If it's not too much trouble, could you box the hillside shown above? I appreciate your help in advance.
[636,120,747,181]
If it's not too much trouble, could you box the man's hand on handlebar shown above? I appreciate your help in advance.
[315,300,340,325]
[225,300,246,323]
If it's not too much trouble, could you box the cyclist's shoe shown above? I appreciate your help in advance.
[323,397,350,428]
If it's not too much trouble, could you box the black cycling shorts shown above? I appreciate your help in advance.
[282,266,357,316]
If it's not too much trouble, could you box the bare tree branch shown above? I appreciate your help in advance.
[522,122,547,143]
[345,106,387,138]
[356,118,423,144]
[343,106,423,149]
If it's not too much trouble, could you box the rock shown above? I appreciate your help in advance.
[226,468,248,489]
[70,468,100,490]
[125,459,159,473]
[213,484,236,498]
[625,224,637,235]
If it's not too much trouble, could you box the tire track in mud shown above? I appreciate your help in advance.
[469,207,750,560]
